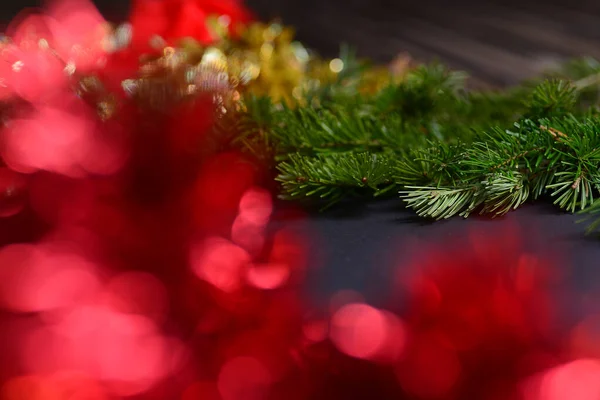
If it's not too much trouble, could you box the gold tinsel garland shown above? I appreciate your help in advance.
[119,18,411,111]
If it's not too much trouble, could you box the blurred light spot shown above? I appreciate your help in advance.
[0,168,27,217]
[12,61,24,72]
[190,237,251,292]
[231,215,265,255]
[24,304,172,397]
[291,42,309,63]
[104,23,131,53]
[7,13,54,48]
[260,43,273,59]
[46,0,108,71]
[238,188,272,227]
[218,357,272,400]
[2,107,92,177]
[0,243,100,312]
[218,15,231,27]
[395,334,462,399]
[329,303,403,361]
[96,331,168,396]
[49,304,154,338]
[0,42,64,101]
[329,58,344,73]
[64,61,76,75]
[246,263,290,290]
[105,271,169,322]
[2,103,125,178]
[534,359,600,400]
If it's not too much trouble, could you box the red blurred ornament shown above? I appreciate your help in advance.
[0,167,28,218]
[128,0,254,50]
[393,231,562,400]
[1,0,108,102]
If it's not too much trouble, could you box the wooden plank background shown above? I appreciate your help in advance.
[247,0,600,86]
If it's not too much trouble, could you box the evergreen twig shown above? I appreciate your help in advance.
[227,52,600,229]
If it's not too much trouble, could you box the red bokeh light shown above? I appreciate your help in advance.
[330,303,406,362]
[238,187,273,227]
[3,0,108,103]
[532,359,600,400]
[46,0,108,71]
[23,304,174,396]
[0,243,101,312]
[246,263,290,290]
[190,237,251,293]
[2,103,125,178]
[0,41,65,102]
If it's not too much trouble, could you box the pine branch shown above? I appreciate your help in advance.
[235,63,527,162]
[224,54,600,225]
[400,185,482,219]
[276,152,395,207]
[524,79,579,119]
[399,115,600,219]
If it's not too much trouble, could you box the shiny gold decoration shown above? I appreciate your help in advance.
[121,45,241,113]
[75,76,117,120]
[167,19,411,106]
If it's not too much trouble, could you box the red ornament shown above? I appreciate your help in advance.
[128,0,254,50]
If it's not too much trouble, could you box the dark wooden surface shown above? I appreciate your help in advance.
[248,0,600,86]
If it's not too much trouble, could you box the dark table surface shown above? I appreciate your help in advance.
[2,0,600,314]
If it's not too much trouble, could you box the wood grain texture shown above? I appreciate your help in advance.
[246,0,600,85]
